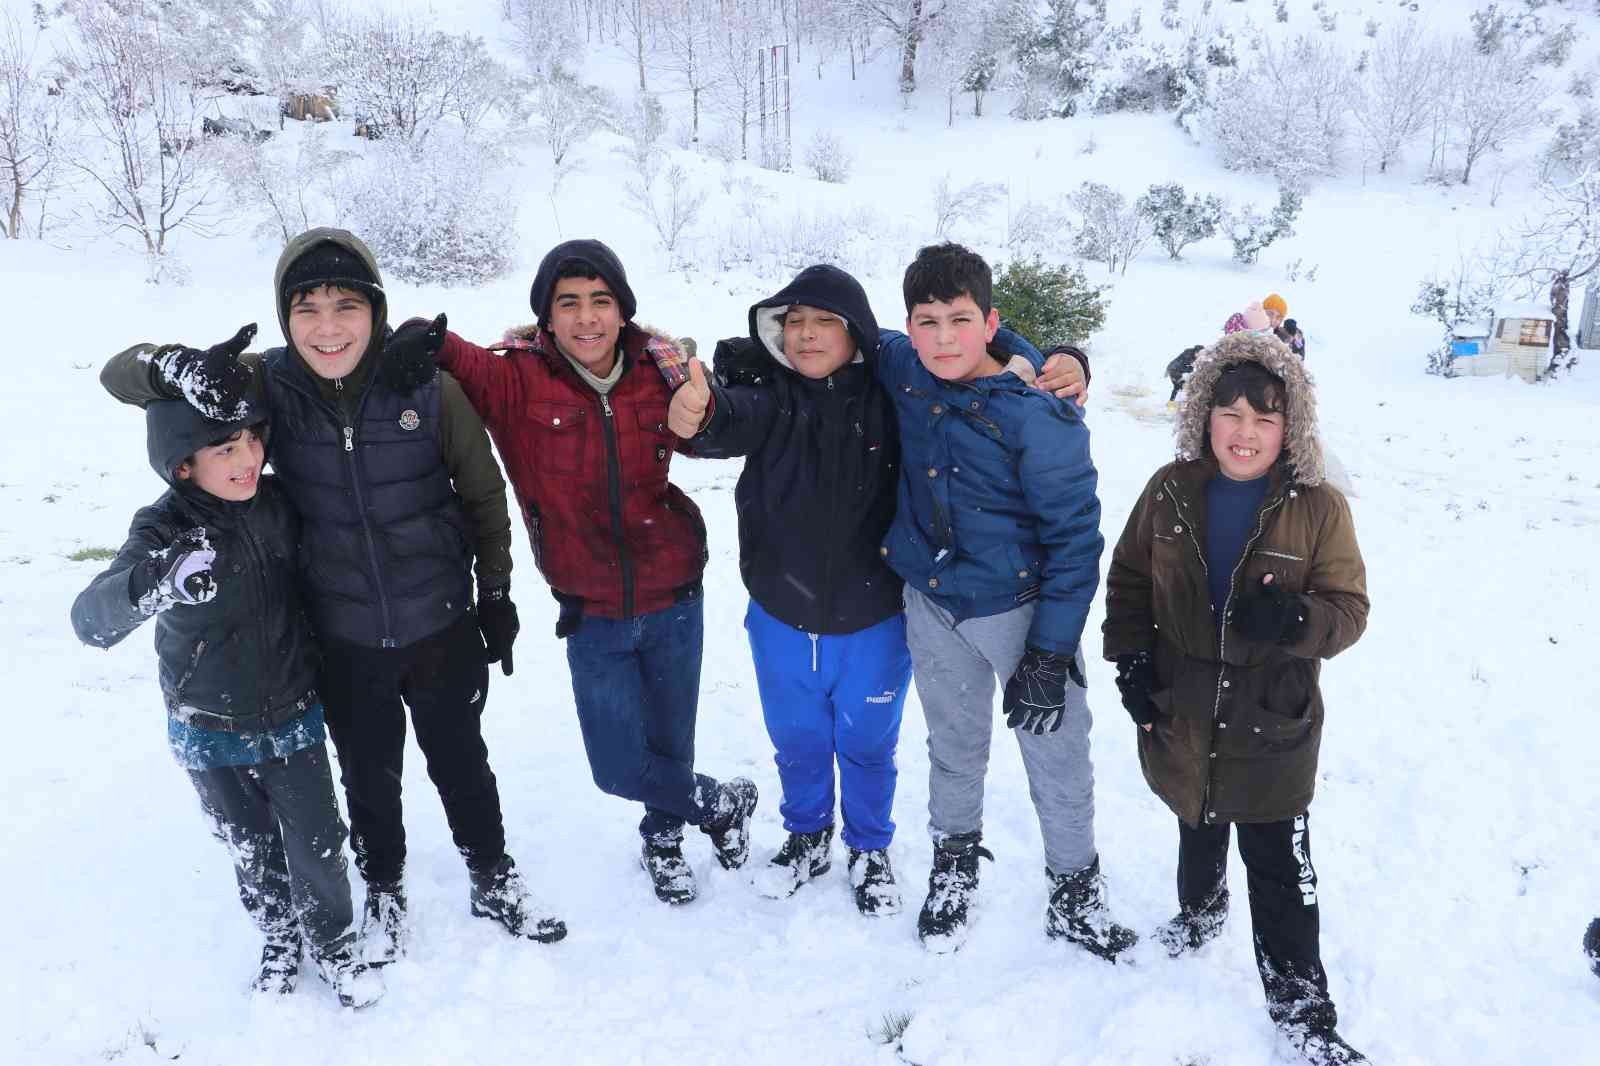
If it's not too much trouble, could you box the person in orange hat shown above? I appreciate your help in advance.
[1262,293,1288,329]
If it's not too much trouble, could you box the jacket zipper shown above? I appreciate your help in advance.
[333,375,396,645]
[175,639,208,698]
[1190,480,1286,823]
[815,374,842,633]
[239,514,273,720]
[809,632,819,673]
[599,393,634,619]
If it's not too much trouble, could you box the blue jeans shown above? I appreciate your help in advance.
[565,593,713,839]
[744,600,912,851]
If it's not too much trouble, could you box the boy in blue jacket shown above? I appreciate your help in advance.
[877,242,1136,956]
[71,379,382,1007]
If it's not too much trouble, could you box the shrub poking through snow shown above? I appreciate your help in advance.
[992,257,1108,347]
[803,130,852,184]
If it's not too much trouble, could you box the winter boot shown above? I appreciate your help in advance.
[699,777,760,871]
[1044,856,1139,961]
[1154,886,1230,958]
[359,883,407,966]
[1279,1023,1368,1065]
[916,832,994,953]
[250,933,302,995]
[316,947,385,1009]
[754,826,833,899]
[847,847,901,917]
[470,856,568,943]
[641,831,698,905]
[1585,916,1600,980]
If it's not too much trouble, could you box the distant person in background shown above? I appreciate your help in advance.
[1223,302,1271,336]
[1278,318,1308,361]
[1586,917,1600,979]
[1263,293,1288,330]
[1167,344,1204,405]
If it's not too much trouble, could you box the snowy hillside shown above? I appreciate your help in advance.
[6,0,1600,1064]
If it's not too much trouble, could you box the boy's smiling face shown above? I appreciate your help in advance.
[177,427,265,501]
[782,304,855,379]
[907,294,1001,382]
[1209,395,1284,481]
[549,275,623,376]
[289,285,372,380]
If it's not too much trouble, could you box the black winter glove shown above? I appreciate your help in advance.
[381,313,447,392]
[129,528,218,614]
[155,323,257,420]
[1113,651,1160,728]
[477,585,519,676]
[1230,576,1307,645]
[1002,646,1087,735]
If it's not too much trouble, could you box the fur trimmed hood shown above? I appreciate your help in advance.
[1176,330,1325,487]
[496,321,693,388]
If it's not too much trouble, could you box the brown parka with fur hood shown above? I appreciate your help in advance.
[1103,331,1368,828]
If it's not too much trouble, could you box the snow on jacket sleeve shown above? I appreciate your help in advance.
[1015,398,1105,655]
[100,344,265,409]
[435,370,513,593]
[70,509,169,649]
[1281,489,1369,661]
[1103,467,1167,660]
[435,330,522,430]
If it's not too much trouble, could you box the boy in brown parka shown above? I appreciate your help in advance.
[1103,331,1369,1066]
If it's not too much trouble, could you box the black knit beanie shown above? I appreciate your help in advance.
[279,240,383,310]
[528,239,637,325]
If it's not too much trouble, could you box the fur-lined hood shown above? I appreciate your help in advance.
[495,321,694,386]
[1176,330,1325,488]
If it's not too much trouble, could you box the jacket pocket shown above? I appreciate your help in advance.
[635,404,673,468]
[528,401,587,477]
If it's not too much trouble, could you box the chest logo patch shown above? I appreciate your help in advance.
[398,409,421,431]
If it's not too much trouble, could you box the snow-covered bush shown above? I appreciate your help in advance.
[803,130,852,184]
[1204,35,1348,187]
[1412,265,1494,377]
[334,136,515,285]
[1135,183,1223,260]
[1005,198,1074,261]
[214,125,352,243]
[931,174,1005,238]
[1068,181,1150,275]
[625,163,706,264]
[991,257,1108,347]
[1008,0,1102,119]
[1087,25,1183,113]
[1224,188,1301,265]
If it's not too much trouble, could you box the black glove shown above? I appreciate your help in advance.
[155,323,257,420]
[1230,576,1306,645]
[129,528,218,614]
[1003,646,1086,735]
[477,585,519,676]
[381,313,447,392]
[1113,651,1160,728]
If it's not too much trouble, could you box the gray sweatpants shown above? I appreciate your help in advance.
[904,588,1098,875]
[188,743,356,963]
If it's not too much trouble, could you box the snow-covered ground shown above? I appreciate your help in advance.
[7,1,1600,1063]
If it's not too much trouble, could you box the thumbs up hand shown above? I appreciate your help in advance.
[668,356,713,439]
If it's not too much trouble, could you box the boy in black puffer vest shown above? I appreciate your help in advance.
[96,228,565,957]
[71,391,381,1008]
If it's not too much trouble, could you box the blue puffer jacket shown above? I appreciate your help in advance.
[877,330,1104,655]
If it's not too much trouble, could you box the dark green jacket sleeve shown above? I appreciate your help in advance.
[70,508,167,648]
[100,344,265,409]
[437,371,513,594]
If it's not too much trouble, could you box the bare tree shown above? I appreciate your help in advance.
[625,162,706,264]
[1069,180,1151,276]
[214,124,350,243]
[59,1,218,260]
[846,0,947,96]
[617,0,653,92]
[931,172,1004,237]
[502,0,582,77]
[659,0,717,142]
[1352,18,1439,174]
[319,13,495,143]
[0,13,68,238]
[1494,170,1600,373]
[1449,37,1551,184]
[710,0,770,161]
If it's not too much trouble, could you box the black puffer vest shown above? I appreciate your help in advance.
[262,347,472,649]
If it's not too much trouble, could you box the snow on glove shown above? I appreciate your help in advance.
[131,529,217,615]
[155,323,257,421]
[1229,574,1306,645]
[477,585,519,677]
[381,314,447,393]
[1113,651,1160,728]
[1003,646,1086,735]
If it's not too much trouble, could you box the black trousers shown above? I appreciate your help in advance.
[321,613,506,888]
[1178,812,1338,1031]
[189,743,355,962]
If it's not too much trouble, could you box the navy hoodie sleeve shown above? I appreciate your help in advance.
[693,381,779,458]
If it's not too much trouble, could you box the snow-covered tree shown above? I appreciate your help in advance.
[319,13,494,143]
[844,0,949,96]
[214,124,350,243]
[1493,170,1600,372]
[626,162,706,263]
[1205,34,1349,187]
[0,12,69,238]
[1351,18,1439,174]
[921,0,1004,125]
[658,0,717,143]
[1448,36,1551,184]
[803,129,851,183]
[1223,187,1301,265]
[931,172,1004,238]
[1009,0,1102,120]
[709,0,771,161]
[1135,183,1223,260]
[501,0,582,78]
[1068,181,1150,275]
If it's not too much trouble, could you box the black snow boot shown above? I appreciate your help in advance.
[315,945,385,1009]
[848,847,901,917]
[641,831,698,905]
[1044,855,1139,961]
[1585,916,1600,979]
[699,777,760,870]
[470,856,568,943]
[1279,1023,1368,1065]
[250,933,302,994]
[1154,886,1230,958]
[754,826,833,899]
[916,832,993,953]
[360,883,407,966]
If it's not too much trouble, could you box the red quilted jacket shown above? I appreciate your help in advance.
[437,324,707,620]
